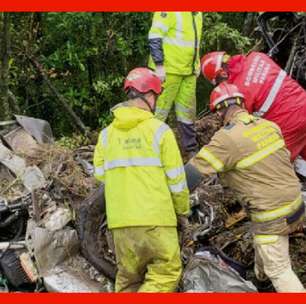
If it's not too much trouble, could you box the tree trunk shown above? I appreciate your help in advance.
[29,56,89,135]
[0,13,12,120]
[242,13,258,37]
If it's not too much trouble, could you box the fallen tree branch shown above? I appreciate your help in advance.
[28,56,89,135]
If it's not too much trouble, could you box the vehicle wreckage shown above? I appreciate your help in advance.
[0,112,305,293]
[0,12,306,293]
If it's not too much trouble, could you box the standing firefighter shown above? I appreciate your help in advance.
[93,68,190,292]
[186,82,305,292]
[148,12,203,157]
[201,51,306,163]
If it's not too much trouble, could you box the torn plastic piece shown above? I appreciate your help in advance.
[181,250,257,292]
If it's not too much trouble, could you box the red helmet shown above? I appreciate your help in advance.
[124,67,162,95]
[209,82,244,112]
[201,51,226,85]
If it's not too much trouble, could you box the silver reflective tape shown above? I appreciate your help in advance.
[258,70,286,115]
[104,157,162,170]
[175,12,183,39]
[94,166,105,176]
[164,37,194,47]
[169,180,187,193]
[166,166,185,179]
[101,128,108,147]
[175,103,192,113]
[177,116,194,125]
[149,33,163,39]
[155,108,170,117]
[152,123,170,154]
[152,21,169,33]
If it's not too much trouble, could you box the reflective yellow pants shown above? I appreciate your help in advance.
[155,74,196,124]
[254,234,305,292]
[112,226,182,292]
[155,74,198,153]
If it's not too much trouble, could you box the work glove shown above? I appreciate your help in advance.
[155,65,166,83]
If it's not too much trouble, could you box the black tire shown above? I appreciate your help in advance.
[76,184,116,281]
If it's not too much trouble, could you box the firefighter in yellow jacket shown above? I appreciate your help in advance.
[93,67,190,292]
[148,12,203,157]
[185,82,305,292]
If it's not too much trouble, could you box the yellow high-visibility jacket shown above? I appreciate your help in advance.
[94,103,190,229]
[148,12,203,75]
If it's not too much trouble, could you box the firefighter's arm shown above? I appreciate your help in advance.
[160,128,190,216]
[148,12,173,66]
[186,130,239,190]
[93,130,105,183]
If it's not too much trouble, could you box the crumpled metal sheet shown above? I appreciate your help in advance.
[15,115,54,144]
[2,127,39,156]
[181,251,257,292]
[0,141,26,177]
[25,220,79,275]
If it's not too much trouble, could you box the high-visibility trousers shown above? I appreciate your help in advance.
[112,226,182,292]
[155,74,196,124]
[253,234,305,292]
[155,74,198,153]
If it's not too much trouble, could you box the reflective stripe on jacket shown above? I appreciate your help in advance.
[189,110,302,234]
[148,12,203,75]
[94,103,190,229]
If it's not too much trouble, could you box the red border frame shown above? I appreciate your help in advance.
[1,2,306,303]
[0,0,306,12]
[0,292,306,303]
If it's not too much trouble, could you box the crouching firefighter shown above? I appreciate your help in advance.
[93,67,190,292]
[185,82,305,292]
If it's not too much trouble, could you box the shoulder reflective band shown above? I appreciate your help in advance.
[104,157,162,170]
[166,165,185,179]
[254,234,279,245]
[101,128,108,147]
[236,139,284,169]
[152,123,170,154]
[169,180,187,193]
[256,70,286,116]
[251,195,302,222]
[152,21,169,33]
[198,148,224,172]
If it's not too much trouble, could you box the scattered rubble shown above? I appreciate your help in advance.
[0,113,305,292]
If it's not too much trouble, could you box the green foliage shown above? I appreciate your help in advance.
[3,12,252,137]
[202,13,251,54]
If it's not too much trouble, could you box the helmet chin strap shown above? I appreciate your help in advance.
[139,95,156,114]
